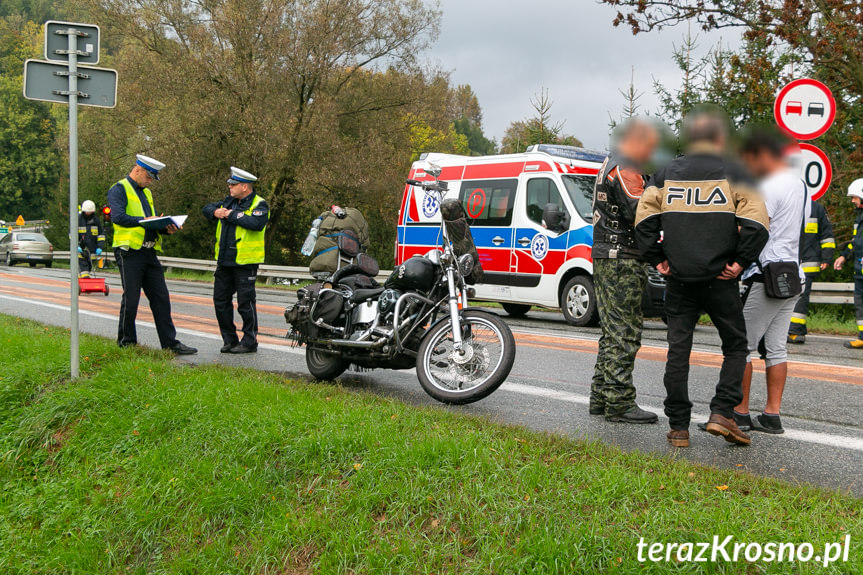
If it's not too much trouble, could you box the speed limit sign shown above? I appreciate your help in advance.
[796,143,832,201]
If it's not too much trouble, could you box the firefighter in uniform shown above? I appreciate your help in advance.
[589,119,659,423]
[834,179,863,348]
[787,199,834,344]
[108,155,197,354]
[77,200,105,278]
[202,167,269,354]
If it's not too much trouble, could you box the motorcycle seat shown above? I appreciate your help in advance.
[350,287,385,303]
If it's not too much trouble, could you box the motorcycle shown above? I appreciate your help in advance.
[285,164,516,404]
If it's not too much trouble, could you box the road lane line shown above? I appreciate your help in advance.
[500,382,863,453]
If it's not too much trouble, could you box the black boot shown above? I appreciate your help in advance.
[605,405,658,424]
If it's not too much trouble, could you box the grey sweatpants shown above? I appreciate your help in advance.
[744,282,799,367]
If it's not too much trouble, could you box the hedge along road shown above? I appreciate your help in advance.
[2,265,862,495]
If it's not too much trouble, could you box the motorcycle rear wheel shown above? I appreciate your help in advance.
[306,348,349,380]
[416,309,515,405]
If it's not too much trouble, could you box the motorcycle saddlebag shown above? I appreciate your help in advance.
[311,289,344,324]
[440,199,483,285]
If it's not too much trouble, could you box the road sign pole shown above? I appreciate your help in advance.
[67,29,80,379]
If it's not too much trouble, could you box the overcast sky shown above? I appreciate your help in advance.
[426,0,739,151]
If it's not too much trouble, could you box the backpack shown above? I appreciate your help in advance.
[309,207,370,275]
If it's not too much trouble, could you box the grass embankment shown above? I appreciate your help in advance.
[698,304,858,337]
[0,315,860,573]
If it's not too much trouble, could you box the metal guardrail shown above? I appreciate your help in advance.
[51,252,853,302]
[54,252,392,284]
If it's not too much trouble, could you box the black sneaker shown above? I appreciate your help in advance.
[697,412,751,432]
[220,344,237,353]
[229,344,257,354]
[605,405,658,424]
[751,413,784,434]
[170,342,198,355]
[787,334,806,344]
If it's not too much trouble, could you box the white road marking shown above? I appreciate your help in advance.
[501,382,863,453]
[4,295,863,453]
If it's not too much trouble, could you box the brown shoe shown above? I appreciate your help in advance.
[705,413,751,446]
[667,429,689,447]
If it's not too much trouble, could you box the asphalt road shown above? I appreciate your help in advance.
[2,265,862,496]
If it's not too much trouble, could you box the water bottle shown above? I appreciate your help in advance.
[301,217,322,256]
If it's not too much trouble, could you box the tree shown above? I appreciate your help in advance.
[0,19,62,221]
[448,84,495,155]
[500,88,583,153]
[73,0,446,264]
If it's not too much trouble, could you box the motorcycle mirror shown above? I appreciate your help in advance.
[425,163,442,179]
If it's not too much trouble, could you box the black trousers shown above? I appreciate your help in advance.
[213,264,259,347]
[663,278,748,430]
[115,247,178,349]
[78,252,92,274]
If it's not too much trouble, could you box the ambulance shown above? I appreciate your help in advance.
[396,144,667,326]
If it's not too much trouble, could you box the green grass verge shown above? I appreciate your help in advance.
[0,314,860,573]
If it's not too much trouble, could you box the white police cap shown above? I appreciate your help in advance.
[227,166,257,185]
[135,154,165,180]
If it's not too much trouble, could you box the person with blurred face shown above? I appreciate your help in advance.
[833,179,863,348]
[589,118,660,423]
[77,199,104,278]
[635,110,769,448]
[108,154,197,354]
[721,128,806,436]
[202,167,269,354]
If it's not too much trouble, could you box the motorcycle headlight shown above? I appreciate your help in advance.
[458,253,474,276]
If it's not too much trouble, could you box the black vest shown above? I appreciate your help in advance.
[592,154,640,259]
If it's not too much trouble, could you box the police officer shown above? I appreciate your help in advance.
[202,167,269,353]
[589,118,659,423]
[787,198,834,344]
[108,155,197,354]
[77,200,105,278]
[834,179,863,348]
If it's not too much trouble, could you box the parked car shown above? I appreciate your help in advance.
[0,232,54,267]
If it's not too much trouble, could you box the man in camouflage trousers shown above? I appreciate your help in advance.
[590,119,659,423]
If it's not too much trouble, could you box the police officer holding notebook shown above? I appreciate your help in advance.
[107,154,197,354]
[202,167,269,354]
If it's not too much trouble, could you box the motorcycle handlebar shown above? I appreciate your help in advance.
[405,179,449,192]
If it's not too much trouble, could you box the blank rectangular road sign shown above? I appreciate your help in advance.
[44,20,100,65]
[23,59,117,108]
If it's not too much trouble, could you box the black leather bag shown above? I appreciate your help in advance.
[761,262,802,299]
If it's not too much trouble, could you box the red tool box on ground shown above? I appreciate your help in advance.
[78,276,109,296]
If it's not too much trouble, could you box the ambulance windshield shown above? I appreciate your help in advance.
[561,175,595,220]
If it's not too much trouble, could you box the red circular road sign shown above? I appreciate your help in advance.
[774,78,835,141]
[796,143,833,201]
[466,188,486,218]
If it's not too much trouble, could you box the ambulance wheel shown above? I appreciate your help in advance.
[502,303,531,317]
[306,348,349,380]
[561,276,598,327]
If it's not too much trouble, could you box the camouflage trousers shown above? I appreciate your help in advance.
[591,257,647,416]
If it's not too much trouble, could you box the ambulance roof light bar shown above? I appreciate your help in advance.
[527,144,606,163]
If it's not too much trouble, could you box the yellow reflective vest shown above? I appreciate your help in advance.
[215,194,267,265]
[112,178,162,252]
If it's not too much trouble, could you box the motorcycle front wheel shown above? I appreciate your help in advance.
[416,309,516,405]
[306,348,349,380]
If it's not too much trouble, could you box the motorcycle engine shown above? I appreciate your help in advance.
[378,288,402,325]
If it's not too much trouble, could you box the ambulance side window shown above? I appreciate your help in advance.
[458,179,517,226]
[525,178,567,226]
[561,174,595,221]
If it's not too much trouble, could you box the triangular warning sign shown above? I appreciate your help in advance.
[15,215,25,226]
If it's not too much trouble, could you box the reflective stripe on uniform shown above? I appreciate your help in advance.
[790,313,807,325]
[857,320,863,331]
[802,266,821,274]
[804,218,818,234]
[821,238,835,248]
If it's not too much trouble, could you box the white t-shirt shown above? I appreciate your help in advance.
[743,168,807,280]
